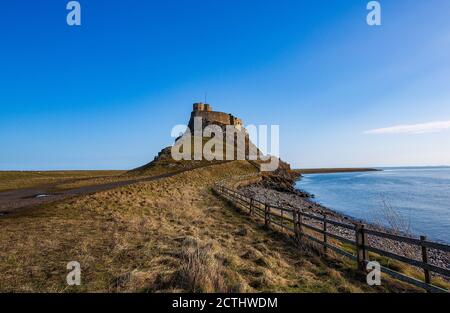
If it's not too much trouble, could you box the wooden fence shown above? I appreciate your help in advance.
[213,184,450,293]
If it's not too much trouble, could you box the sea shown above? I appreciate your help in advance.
[295,167,450,243]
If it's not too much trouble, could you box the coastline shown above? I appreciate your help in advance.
[238,178,449,275]
[293,168,380,174]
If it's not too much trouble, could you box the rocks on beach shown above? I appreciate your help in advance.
[238,184,450,273]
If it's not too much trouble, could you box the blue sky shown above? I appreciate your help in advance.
[1,0,450,170]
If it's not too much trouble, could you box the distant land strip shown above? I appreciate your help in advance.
[294,168,380,174]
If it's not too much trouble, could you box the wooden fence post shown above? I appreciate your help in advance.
[264,204,270,226]
[298,211,304,241]
[355,223,369,271]
[323,213,328,255]
[293,211,299,243]
[420,235,431,287]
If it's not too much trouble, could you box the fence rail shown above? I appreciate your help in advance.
[213,184,450,293]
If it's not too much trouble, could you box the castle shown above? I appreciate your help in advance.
[188,103,244,131]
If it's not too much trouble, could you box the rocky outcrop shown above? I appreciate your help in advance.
[130,103,298,182]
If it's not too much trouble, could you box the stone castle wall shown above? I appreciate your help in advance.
[190,103,243,129]
[191,110,236,125]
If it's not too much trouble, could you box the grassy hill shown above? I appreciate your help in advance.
[0,161,417,292]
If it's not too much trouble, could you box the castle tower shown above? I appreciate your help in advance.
[193,102,213,112]
[189,102,244,131]
[193,102,205,112]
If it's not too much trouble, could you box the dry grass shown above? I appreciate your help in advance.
[53,175,137,191]
[0,170,125,192]
[0,161,419,293]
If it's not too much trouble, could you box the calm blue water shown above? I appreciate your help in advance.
[295,167,450,243]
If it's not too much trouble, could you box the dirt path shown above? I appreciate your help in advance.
[0,162,230,215]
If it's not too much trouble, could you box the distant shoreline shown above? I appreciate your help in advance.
[293,168,380,174]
